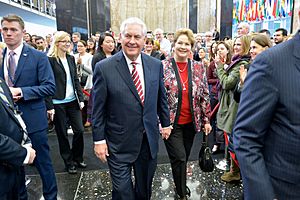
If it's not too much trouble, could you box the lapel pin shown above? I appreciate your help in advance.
[23,53,27,57]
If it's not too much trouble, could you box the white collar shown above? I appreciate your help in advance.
[7,43,24,57]
[122,51,142,66]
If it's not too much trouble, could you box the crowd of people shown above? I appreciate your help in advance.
[1,13,300,200]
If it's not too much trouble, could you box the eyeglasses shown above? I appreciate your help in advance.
[58,40,71,44]
[36,41,44,45]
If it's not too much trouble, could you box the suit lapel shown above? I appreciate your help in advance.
[13,45,29,84]
[115,52,142,104]
[142,54,151,105]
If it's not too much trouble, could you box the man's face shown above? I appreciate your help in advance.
[1,20,25,50]
[95,33,100,42]
[121,24,145,61]
[237,25,248,36]
[167,34,174,42]
[274,31,285,44]
[205,34,213,42]
[35,39,45,51]
[155,31,163,41]
[72,34,80,43]
[195,35,201,43]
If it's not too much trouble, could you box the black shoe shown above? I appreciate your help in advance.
[74,161,87,168]
[174,186,190,200]
[186,186,191,197]
[66,165,77,174]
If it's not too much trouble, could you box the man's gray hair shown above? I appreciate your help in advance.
[120,17,147,36]
[238,22,250,30]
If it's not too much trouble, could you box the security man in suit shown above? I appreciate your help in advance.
[0,77,36,199]
[0,14,57,199]
[234,30,300,199]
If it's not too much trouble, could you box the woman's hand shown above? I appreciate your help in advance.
[203,123,212,135]
[239,65,248,85]
[215,53,226,65]
[77,57,82,65]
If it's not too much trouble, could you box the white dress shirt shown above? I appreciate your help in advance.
[94,52,145,144]
[3,43,24,86]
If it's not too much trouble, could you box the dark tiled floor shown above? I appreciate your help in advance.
[26,131,243,199]
[27,160,243,200]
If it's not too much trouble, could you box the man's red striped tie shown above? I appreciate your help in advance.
[131,62,144,104]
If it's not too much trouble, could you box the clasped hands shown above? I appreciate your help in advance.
[9,87,22,102]
[161,126,173,140]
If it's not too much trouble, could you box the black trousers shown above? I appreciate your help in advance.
[54,100,84,167]
[164,122,196,197]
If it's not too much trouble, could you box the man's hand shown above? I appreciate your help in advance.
[9,87,22,102]
[203,123,212,135]
[47,109,55,121]
[79,102,85,110]
[161,126,172,140]
[27,146,36,164]
[94,143,109,163]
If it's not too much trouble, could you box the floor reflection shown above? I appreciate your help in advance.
[27,159,243,199]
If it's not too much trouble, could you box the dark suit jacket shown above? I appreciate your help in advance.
[233,31,300,199]
[92,51,170,162]
[0,44,56,134]
[46,54,84,109]
[0,78,28,195]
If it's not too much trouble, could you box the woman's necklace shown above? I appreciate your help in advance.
[178,62,187,72]
[177,63,188,91]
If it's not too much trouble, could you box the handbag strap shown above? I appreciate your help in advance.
[202,132,209,144]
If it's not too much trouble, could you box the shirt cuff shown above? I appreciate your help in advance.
[19,88,23,97]
[94,139,106,144]
[23,144,31,164]
[162,125,173,130]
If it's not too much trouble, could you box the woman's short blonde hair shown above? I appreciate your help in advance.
[47,31,70,59]
[174,28,195,48]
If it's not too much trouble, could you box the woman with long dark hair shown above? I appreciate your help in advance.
[84,33,117,127]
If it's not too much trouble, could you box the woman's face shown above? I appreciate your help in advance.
[87,41,95,49]
[144,41,153,52]
[216,43,229,58]
[233,38,243,55]
[77,41,87,54]
[250,40,267,60]
[56,36,71,53]
[101,36,115,54]
[212,42,218,54]
[174,34,192,61]
[198,49,206,59]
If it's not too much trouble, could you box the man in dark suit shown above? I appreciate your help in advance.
[0,14,57,200]
[0,77,36,199]
[92,17,171,200]
[233,30,300,199]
